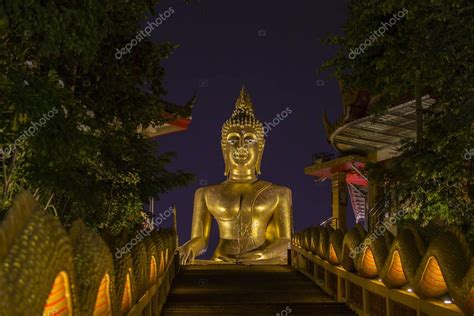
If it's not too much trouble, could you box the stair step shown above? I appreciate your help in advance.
[161,265,355,316]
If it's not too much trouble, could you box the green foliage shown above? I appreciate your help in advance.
[320,0,474,238]
[0,1,193,234]
[378,103,474,240]
[321,0,473,109]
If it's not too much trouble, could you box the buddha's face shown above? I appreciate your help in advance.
[223,126,263,177]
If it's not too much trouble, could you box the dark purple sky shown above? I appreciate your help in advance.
[148,0,354,258]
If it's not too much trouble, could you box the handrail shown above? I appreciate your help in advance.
[368,197,386,229]
[350,162,368,182]
[369,196,385,214]
[127,250,178,316]
[291,244,465,316]
[320,217,338,229]
[347,182,366,197]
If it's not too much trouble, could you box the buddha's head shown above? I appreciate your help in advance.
[221,87,265,180]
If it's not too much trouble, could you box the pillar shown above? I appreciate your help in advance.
[367,152,381,232]
[368,175,379,232]
[331,172,347,230]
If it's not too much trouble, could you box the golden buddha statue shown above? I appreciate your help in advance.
[179,87,293,265]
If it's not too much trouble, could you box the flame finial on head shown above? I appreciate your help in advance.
[234,85,254,112]
[222,85,263,132]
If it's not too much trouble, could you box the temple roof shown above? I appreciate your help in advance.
[304,154,367,184]
[138,93,196,138]
[323,89,436,154]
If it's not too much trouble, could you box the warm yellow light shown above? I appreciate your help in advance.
[121,270,132,314]
[43,271,72,316]
[93,273,111,316]
[150,256,157,283]
[420,256,448,297]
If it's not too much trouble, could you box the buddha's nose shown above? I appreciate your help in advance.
[232,146,249,160]
[238,141,250,151]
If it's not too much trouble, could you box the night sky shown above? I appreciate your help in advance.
[148,0,354,258]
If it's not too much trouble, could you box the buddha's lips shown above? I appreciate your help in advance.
[231,148,249,161]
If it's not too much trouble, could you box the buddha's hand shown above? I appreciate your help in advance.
[178,244,195,265]
[239,250,266,261]
[217,255,237,263]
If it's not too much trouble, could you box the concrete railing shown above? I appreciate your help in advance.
[0,191,179,315]
[292,245,464,316]
[127,252,178,315]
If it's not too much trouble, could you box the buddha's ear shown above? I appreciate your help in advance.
[256,141,265,175]
[222,146,229,176]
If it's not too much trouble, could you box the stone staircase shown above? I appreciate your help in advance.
[161,265,355,316]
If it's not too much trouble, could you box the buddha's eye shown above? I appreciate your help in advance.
[227,139,238,145]
[244,138,257,146]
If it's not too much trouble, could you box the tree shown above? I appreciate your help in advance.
[0,1,193,235]
[320,0,474,238]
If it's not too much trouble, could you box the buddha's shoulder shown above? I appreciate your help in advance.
[194,182,225,195]
[194,180,292,196]
[260,180,292,196]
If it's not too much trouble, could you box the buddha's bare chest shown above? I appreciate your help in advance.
[205,186,276,222]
